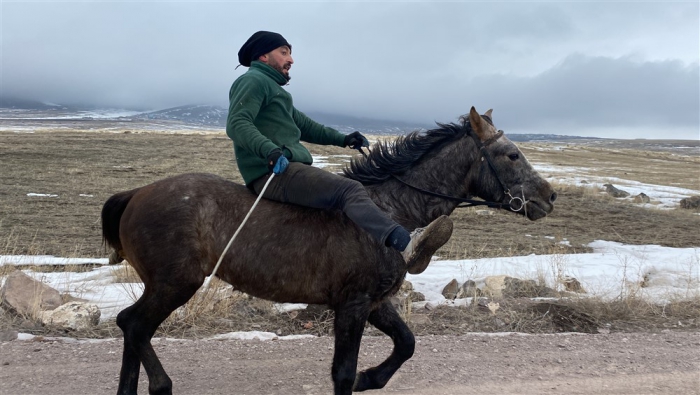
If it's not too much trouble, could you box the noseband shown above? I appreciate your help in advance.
[357,119,526,212]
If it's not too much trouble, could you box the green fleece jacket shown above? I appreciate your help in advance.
[226,61,347,185]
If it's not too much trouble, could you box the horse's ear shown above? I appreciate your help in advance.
[469,107,490,142]
[485,109,493,118]
[468,107,480,125]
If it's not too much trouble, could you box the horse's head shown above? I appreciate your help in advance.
[464,107,556,220]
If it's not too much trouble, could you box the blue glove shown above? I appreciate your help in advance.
[344,131,370,150]
[266,149,289,175]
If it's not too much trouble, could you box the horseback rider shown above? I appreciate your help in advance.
[226,31,451,273]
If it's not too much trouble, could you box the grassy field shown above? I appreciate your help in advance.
[1,129,698,337]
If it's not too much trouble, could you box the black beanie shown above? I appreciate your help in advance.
[238,31,292,67]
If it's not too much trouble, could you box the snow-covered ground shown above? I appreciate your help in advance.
[1,241,697,325]
[2,149,698,342]
[531,162,699,209]
[0,108,142,120]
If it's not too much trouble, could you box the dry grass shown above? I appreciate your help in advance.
[1,130,699,338]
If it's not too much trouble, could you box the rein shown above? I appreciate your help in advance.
[356,122,526,212]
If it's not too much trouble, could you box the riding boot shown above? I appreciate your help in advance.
[401,215,454,274]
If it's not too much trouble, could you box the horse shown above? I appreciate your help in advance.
[101,107,557,395]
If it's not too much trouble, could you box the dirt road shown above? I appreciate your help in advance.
[1,331,698,395]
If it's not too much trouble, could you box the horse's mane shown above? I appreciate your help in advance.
[343,120,469,184]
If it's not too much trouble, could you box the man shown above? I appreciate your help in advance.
[226,31,451,273]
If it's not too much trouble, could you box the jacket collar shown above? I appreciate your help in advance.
[250,61,288,86]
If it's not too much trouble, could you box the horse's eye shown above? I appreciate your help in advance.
[508,153,520,161]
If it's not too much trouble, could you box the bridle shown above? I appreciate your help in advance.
[357,117,527,213]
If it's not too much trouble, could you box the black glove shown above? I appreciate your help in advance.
[344,131,370,150]
[266,149,289,174]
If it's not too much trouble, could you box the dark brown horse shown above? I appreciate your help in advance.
[102,107,556,395]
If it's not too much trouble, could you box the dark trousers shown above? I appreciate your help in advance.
[250,163,400,245]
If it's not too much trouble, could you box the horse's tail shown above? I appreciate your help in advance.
[101,188,139,264]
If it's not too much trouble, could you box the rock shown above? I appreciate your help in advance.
[0,330,18,342]
[680,196,700,210]
[483,275,558,299]
[483,275,509,298]
[603,184,630,198]
[39,302,101,330]
[398,280,424,302]
[1,271,63,316]
[441,279,461,300]
[424,302,438,311]
[475,298,492,313]
[633,193,650,204]
[563,277,586,293]
[460,280,482,297]
[410,292,425,302]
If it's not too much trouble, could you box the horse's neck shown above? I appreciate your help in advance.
[366,154,474,230]
[366,182,458,230]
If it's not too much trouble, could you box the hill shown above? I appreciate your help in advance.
[0,100,593,142]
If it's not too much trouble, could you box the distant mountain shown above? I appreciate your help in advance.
[303,111,433,134]
[506,133,602,142]
[0,97,74,111]
[0,100,593,142]
[129,105,433,134]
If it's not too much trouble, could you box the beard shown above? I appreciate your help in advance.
[269,59,292,82]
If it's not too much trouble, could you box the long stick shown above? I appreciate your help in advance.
[202,173,276,291]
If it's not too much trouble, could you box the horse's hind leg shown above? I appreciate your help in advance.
[331,296,371,395]
[116,301,145,395]
[116,279,201,395]
[352,299,415,392]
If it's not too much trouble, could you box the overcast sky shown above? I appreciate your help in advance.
[1,1,698,139]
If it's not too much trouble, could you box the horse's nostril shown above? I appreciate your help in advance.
[550,192,558,203]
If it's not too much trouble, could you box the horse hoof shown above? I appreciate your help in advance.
[406,215,453,275]
[352,371,380,392]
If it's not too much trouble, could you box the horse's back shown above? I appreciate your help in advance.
[116,173,401,306]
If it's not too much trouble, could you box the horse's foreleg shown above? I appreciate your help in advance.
[331,296,371,395]
[352,299,415,392]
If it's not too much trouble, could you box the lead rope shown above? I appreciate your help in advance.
[202,173,276,291]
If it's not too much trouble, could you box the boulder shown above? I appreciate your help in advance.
[0,271,62,316]
[441,279,461,299]
[460,280,482,297]
[563,276,586,293]
[39,302,101,330]
[680,196,700,210]
[603,184,630,198]
[410,291,425,302]
[633,193,651,204]
[390,281,425,310]
[483,275,558,298]
[398,280,425,302]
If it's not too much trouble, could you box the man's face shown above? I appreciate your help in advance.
[260,46,293,81]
